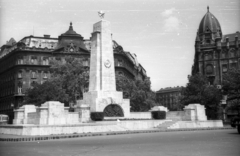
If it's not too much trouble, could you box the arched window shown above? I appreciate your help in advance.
[206,64,214,74]
[221,49,228,58]
[229,48,236,57]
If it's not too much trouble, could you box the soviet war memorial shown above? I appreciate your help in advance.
[0,0,240,156]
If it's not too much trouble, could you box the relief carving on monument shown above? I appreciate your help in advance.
[104,60,111,68]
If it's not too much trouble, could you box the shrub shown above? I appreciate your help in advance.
[151,111,166,119]
[90,112,104,121]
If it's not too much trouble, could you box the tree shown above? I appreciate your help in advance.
[50,56,89,103]
[222,69,240,114]
[116,76,158,112]
[24,80,68,106]
[181,74,222,119]
[24,56,89,106]
[222,68,240,100]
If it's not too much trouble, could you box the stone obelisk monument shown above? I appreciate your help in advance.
[77,11,130,118]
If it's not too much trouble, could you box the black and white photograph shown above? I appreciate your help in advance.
[0,0,240,155]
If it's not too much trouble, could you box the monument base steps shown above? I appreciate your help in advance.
[156,120,178,130]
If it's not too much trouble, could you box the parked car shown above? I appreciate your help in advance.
[230,116,240,134]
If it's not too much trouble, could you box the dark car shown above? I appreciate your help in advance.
[230,117,240,134]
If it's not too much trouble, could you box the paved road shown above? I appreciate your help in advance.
[0,129,239,156]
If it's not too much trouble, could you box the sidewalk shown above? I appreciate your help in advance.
[0,125,234,142]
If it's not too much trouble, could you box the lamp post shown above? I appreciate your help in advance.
[217,85,228,122]
[221,95,227,122]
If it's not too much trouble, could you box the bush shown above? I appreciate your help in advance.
[151,111,166,119]
[90,112,104,121]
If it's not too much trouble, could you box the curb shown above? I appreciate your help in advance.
[0,127,234,142]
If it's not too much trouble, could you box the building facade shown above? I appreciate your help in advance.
[0,23,147,121]
[191,7,240,121]
[156,86,183,111]
[192,6,240,85]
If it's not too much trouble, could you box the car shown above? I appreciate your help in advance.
[230,117,240,134]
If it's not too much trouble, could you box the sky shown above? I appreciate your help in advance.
[0,0,240,91]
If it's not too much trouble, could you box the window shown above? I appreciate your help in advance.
[18,58,23,64]
[31,71,36,79]
[43,72,48,79]
[198,53,202,61]
[31,57,37,64]
[221,50,227,58]
[208,53,212,60]
[18,81,22,94]
[117,59,123,66]
[18,71,22,78]
[204,54,208,60]
[222,64,228,73]
[83,59,89,66]
[206,64,214,74]
[206,39,211,44]
[43,57,49,65]
[229,48,236,58]
[214,51,218,59]
[204,53,212,60]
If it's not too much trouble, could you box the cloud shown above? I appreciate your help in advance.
[163,16,180,32]
[161,8,176,17]
[161,8,180,32]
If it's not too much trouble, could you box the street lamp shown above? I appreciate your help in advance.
[217,85,228,122]
[221,95,227,122]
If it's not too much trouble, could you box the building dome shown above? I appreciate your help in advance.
[198,6,222,40]
[56,22,88,52]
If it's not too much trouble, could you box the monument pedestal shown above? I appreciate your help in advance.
[74,104,91,122]
[79,91,130,117]
[183,104,207,121]
[13,105,36,124]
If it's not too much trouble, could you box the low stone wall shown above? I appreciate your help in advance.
[13,101,81,125]
[0,120,167,136]
[169,120,223,129]
[0,119,224,136]
[128,112,152,119]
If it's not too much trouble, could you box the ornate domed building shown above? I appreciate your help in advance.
[192,6,240,85]
[0,22,147,122]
